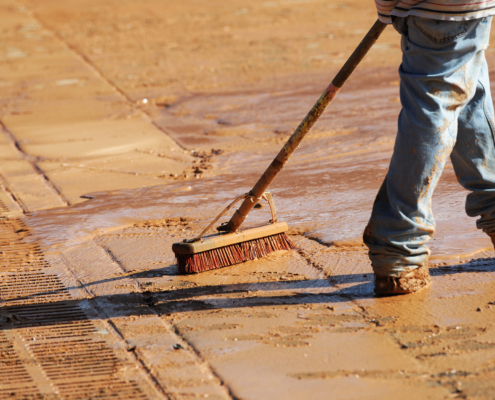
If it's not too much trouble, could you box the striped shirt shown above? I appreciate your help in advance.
[375,0,495,24]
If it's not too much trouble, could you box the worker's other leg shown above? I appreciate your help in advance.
[364,16,492,294]
[452,56,495,239]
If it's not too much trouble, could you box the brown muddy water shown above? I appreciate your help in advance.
[27,70,492,263]
[5,1,495,397]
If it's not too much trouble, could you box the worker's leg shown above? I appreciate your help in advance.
[452,56,495,238]
[363,16,492,291]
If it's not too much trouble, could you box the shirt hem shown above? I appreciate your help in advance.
[378,14,393,24]
[390,9,495,21]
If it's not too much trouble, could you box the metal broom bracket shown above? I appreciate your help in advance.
[245,191,277,223]
[261,192,278,223]
[186,191,278,243]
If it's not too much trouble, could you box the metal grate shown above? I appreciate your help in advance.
[28,339,121,379]
[0,333,44,400]
[0,198,9,213]
[0,216,153,400]
[1,271,150,400]
[4,303,90,329]
[55,380,148,400]
[0,387,44,400]
[0,273,70,306]
[0,334,32,383]
[21,319,96,340]
[25,335,148,399]
[0,219,49,272]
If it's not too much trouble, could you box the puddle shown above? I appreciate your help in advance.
[25,71,493,263]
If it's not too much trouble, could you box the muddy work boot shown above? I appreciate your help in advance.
[374,265,431,296]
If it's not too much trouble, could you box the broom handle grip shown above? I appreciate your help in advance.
[224,19,387,233]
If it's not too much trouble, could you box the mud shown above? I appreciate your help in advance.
[3,0,495,399]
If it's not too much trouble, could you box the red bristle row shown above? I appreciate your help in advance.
[176,233,296,274]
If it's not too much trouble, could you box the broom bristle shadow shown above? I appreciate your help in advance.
[176,233,296,274]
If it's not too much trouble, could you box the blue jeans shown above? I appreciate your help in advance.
[364,16,495,277]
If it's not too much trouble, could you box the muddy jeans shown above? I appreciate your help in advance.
[364,15,495,277]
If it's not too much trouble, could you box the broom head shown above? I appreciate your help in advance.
[173,222,295,274]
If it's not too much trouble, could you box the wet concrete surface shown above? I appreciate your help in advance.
[3,0,495,399]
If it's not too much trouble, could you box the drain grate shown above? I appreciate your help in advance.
[0,273,70,306]
[0,387,44,400]
[0,217,154,400]
[0,334,32,383]
[28,339,121,379]
[1,270,151,399]
[22,320,96,340]
[0,219,48,272]
[0,333,44,400]
[55,380,148,400]
[0,198,9,213]
[24,333,148,399]
[4,303,90,329]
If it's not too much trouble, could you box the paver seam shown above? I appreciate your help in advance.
[99,243,238,400]
[295,240,384,322]
[0,218,157,399]
[0,175,24,215]
[0,223,60,399]
[0,120,69,207]
[165,323,241,400]
[295,237,495,396]
[1,328,58,398]
[16,1,188,154]
[3,281,157,400]
[57,252,171,400]
[296,244,347,289]
[296,240,400,325]
[293,243,444,390]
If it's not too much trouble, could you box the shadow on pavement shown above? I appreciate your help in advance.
[2,255,495,329]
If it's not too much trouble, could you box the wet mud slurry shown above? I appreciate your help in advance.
[4,0,495,399]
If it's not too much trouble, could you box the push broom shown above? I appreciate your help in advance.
[173,20,387,274]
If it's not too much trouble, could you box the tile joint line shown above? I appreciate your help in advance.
[20,3,188,152]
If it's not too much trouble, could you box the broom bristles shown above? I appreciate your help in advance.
[176,233,295,274]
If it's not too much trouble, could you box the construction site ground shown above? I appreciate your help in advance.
[2,0,495,399]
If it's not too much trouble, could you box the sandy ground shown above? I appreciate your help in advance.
[3,0,495,399]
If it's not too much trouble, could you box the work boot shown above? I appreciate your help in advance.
[374,265,431,296]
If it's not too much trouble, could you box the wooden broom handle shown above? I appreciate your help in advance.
[222,19,387,233]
